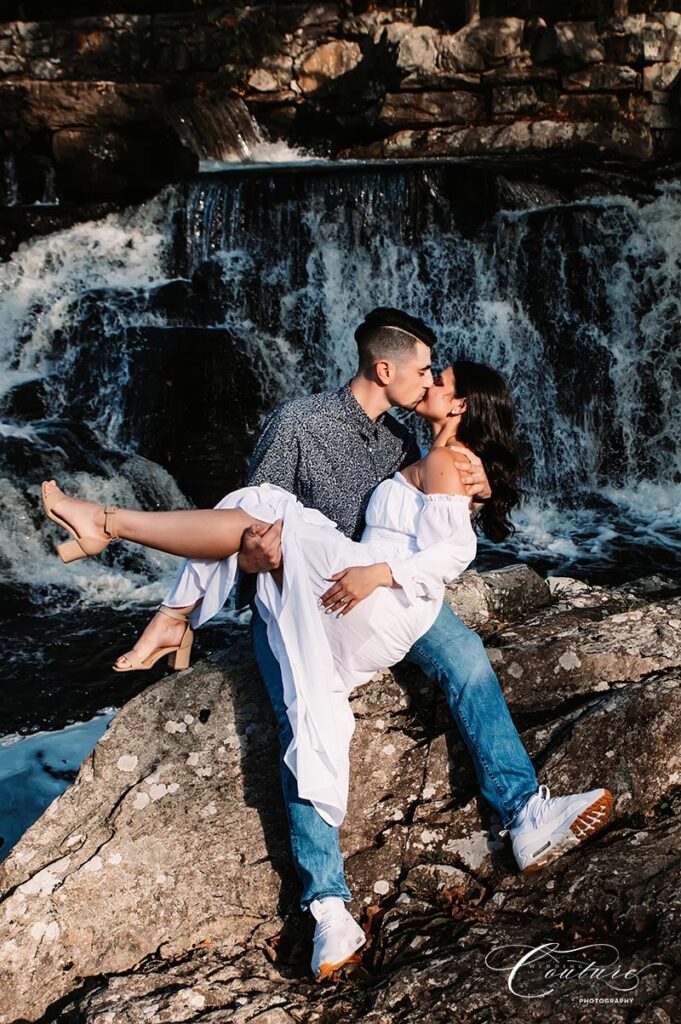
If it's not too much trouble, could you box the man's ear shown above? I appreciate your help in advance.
[374,358,393,386]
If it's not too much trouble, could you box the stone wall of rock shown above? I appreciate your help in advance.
[0,566,679,1021]
[2,4,681,212]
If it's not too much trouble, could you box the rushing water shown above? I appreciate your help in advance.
[0,164,679,739]
[176,166,681,580]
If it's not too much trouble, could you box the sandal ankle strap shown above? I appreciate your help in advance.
[103,506,119,541]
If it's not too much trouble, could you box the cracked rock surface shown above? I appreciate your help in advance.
[1,566,679,1023]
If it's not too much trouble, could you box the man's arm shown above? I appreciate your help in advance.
[247,407,301,489]
[448,444,492,502]
[448,444,491,522]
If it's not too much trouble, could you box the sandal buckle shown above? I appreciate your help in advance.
[103,505,119,542]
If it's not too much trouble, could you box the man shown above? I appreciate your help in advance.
[235,307,612,980]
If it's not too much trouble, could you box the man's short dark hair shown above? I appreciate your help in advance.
[354,307,437,371]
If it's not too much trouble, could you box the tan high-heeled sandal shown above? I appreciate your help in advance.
[113,607,194,673]
[41,481,119,563]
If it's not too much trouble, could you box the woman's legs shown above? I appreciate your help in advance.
[42,480,262,559]
[114,599,201,670]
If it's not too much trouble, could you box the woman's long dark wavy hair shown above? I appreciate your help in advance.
[451,360,524,543]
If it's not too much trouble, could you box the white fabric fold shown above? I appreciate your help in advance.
[384,492,476,606]
[162,476,478,826]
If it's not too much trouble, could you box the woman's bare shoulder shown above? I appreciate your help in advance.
[422,446,465,467]
[420,447,466,490]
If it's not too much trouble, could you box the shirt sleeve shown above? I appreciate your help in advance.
[384,494,478,605]
[247,407,301,491]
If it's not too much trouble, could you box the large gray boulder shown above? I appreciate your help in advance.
[1,568,678,1022]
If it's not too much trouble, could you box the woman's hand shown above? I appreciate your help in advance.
[447,444,492,502]
[320,563,393,616]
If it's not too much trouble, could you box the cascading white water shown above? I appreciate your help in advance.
[0,192,172,405]
[3,161,678,864]
[0,187,193,608]
[177,169,680,578]
[0,165,679,608]
[165,94,315,170]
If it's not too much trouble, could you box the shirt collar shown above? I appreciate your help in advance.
[336,382,383,437]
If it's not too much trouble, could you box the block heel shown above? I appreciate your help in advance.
[113,607,194,673]
[167,630,193,669]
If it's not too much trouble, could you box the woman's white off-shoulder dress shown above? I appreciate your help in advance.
[163,472,477,827]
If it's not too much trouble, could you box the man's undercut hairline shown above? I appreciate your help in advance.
[362,325,431,367]
[382,324,427,346]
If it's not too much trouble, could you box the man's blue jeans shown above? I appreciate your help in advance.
[251,601,538,913]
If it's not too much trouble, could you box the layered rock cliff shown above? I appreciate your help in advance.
[2,4,681,211]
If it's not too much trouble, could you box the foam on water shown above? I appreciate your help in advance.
[1,168,679,615]
[0,189,193,606]
[198,138,319,170]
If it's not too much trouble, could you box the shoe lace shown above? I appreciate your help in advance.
[499,784,551,837]
[526,784,553,827]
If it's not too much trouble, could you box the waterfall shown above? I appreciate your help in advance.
[164,95,313,167]
[177,170,680,541]
[0,163,679,613]
[1,156,18,207]
[0,187,191,610]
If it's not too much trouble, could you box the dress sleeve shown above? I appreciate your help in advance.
[385,493,477,605]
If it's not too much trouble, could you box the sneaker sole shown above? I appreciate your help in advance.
[520,788,614,874]
[315,936,367,981]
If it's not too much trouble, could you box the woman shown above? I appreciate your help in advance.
[41,361,522,827]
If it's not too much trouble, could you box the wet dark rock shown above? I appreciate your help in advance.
[119,324,265,507]
[0,378,49,420]
[349,119,657,162]
[52,125,197,200]
[1,569,678,1021]
[61,315,265,507]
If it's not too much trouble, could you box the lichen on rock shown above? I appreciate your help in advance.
[0,567,678,1021]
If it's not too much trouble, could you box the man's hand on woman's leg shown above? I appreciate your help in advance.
[238,519,283,574]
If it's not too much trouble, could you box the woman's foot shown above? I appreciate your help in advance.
[42,479,111,545]
[114,604,197,670]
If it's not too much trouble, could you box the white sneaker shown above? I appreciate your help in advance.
[500,784,613,873]
[309,897,367,981]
